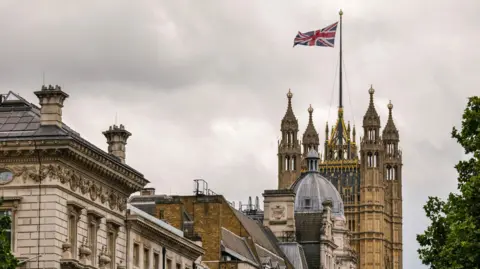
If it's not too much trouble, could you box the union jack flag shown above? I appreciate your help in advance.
[293,21,338,47]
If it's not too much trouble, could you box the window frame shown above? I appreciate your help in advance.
[87,210,103,265]
[106,219,121,269]
[0,197,22,253]
[133,242,140,267]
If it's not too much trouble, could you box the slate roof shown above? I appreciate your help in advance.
[221,228,257,264]
[0,91,146,178]
[278,242,309,269]
[295,212,323,242]
[294,212,323,269]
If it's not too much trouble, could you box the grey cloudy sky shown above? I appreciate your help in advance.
[1,0,478,268]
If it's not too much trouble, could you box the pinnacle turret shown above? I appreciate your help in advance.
[302,104,319,153]
[281,89,298,132]
[382,100,399,141]
[362,85,381,129]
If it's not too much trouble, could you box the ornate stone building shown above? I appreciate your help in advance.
[264,150,357,269]
[273,86,403,269]
[0,87,204,269]
[129,181,303,269]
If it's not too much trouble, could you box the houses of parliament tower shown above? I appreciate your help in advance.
[276,86,403,269]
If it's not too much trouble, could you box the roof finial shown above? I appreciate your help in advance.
[387,100,394,120]
[287,89,293,99]
[308,104,313,114]
[369,84,375,95]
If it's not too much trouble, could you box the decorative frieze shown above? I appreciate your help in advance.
[7,164,128,213]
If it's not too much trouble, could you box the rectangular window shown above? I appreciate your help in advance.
[68,214,77,258]
[87,216,100,265]
[133,243,140,266]
[167,259,172,269]
[176,263,182,269]
[304,198,311,209]
[144,248,150,269]
[107,231,116,268]
[154,253,160,269]
[0,210,12,250]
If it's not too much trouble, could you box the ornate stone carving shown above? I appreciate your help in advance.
[117,197,127,212]
[99,186,107,204]
[108,192,117,210]
[79,176,89,194]
[12,166,37,183]
[62,238,72,259]
[8,164,128,213]
[70,172,79,191]
[89,184,98,201]
[271,205,286,220]
[98,246,111,269]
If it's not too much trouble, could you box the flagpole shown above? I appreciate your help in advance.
[339,9,343,110]
[338,9,344,146]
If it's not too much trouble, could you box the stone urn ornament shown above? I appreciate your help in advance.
[99,246,112,269]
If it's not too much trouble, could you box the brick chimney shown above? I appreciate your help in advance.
[34,85,69,127]
[102,124,131,163]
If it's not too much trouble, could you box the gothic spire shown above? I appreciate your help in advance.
[382,100,399,141]
[362,85,381,128]
[281,89,298,132]
[303,104,319,152]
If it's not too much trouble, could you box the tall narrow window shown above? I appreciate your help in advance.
[106,220,120,269]
[158,209,165,219]
[67,202,83,259]
[133,243,140,266]
[0,210,12,250]
[154,253,160,269]
[144,248,150,269]
[176,263,182,269]
[87,211,102,265]
[167,259,172,269]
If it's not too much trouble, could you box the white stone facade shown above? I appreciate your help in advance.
[0,88,205,269]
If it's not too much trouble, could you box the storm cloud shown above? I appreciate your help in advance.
[1,1,478,268]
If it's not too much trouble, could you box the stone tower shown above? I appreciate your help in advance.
[382,101,403,269]
[358,85,386,269]
[301,105,319,171]
[275,85,403,269]
[278,89,302,189]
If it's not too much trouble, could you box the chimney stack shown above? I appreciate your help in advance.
[102,124,131,163]
[34,85,69,127]
[140,188,155,196]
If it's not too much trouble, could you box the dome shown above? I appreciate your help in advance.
[306,148,319,158]
[292,173,344,216]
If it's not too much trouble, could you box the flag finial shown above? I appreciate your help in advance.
[339,9,343,16]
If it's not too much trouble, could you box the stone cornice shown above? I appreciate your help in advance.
[127,215,204,260]
[0,138,148,193]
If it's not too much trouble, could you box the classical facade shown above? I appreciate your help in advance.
[274,87,403,269]
[0,87,204,269]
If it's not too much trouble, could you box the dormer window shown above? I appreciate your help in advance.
[304,198,311,209]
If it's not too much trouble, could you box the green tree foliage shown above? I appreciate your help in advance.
[0,198,18,269]
[417,96,480,269]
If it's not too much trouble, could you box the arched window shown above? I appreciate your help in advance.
[367,152,373,167]
[285,156,290,171]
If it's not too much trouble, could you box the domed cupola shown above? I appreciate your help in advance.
[291,149,344,216]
